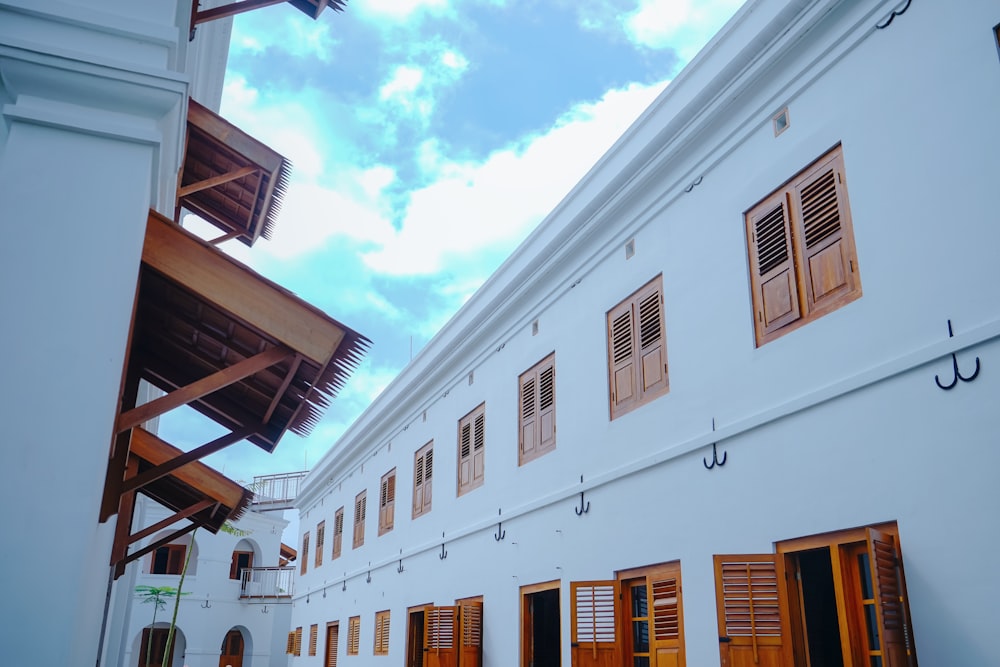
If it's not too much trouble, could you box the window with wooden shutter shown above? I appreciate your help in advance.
[325,622,339,667]
[309,623,318,656]
[518,353,556,465]
[570,580,618,667]
[315,521,325,568]
[294,626,303,656]
[333,507,344,559]
[286,631,296,655]
[713,554,793,666]
[618,561,686,666]
[379,469,396,535]
[151,544,187,574]
[353,491,366,549]
[300,532,309,575]
[424,605,459,667]
[458,403,486,496]
[607,275,669,420]
[864,527,909,667]
[746,144,860,346]
[459,600,483,667]
[347,616,360,656]
[373,610,391,655]
[413,441,433,518]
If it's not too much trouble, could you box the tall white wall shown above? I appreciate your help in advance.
[290,0,1000,665]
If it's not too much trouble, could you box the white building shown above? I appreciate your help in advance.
[291,1,1000,666]
[0,3,362,666]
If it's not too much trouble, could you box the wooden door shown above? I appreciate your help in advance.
[138,628,174,667]
[325,623,339,667]
[219,629,243,667]
[714,555,793,667]
[865,528,910,667]
[424,605,459,667]
[570,581,618,667]
[458,601,483,667]
[648,568,684,667]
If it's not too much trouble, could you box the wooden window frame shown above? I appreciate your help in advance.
[353,491,366,549]
[347,616,361,656]
[520,581,560,667]
[518,353,556,465]
[745,143,861,346]
[300,532,309,575]
[457,402,486,496]
[332,506,344,560]
[229,549,253,580]
[374,609,391,655]
[309,623,319,656]
[617,561,685,667]
[413,441,433,519]
[150,543,187,575]
[606,274,669,420]
[378,468,396,536]
[315,521,325,568]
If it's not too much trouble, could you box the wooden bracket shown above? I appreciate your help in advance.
[178,166,259,197]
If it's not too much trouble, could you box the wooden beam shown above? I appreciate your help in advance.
[209,231,242,245]
[116,345,293,433]
[119,521,202,569]
[121,425,257,494]
[178,166,259,197]
[194,0,286,24]
[143,210,346,364]
[263,354,302,424]
[128,500,215,545]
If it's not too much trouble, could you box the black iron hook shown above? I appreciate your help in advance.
[935,319,981,390]
[200,597,211,609]
[574,476,590,515]
[703,418,728,470]
[494,508,506,541]
[875,0,912,30]
[439,543,448,560]
[366,571,371,584]
[397,559,404,573]
[342,580,347,592]
[261,604,269,614]
[683,175,703,193]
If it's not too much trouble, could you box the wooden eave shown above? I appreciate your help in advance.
[178,99,291,247]
[192,0,348,27]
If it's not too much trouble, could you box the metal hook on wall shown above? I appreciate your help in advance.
[366,571,371,584]
[683,175,703,193]
[703,418,728,470]
[494,508,506,541]
[439,532,448,560]
[574,475,590,516]
[342,580,347,592]
[397,559,404,573]
[875,0,912,30]
[935,319,981,390]
[200,596,211,609]
[261,604,269,614]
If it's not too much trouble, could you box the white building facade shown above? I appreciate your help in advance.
[291,1,1000,666]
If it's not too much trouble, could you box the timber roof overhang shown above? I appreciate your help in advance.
[178,99,291,247]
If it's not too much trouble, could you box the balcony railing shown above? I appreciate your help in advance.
[239,566,295,599]
[249,471,308,511]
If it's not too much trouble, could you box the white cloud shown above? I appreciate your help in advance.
[353,0,452,22]
[622,0,746,59]
[231,13,337,61]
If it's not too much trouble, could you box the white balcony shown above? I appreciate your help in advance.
[250,471,308,511]
[239,566,294,599]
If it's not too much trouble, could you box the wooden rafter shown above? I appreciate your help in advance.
[128,499,215,546]
[177,165,259,197]
[193,0,286,24]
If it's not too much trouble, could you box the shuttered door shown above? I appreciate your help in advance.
[571,581,618,667]
[747,191,801,339]
[713,555,792,667]
[650,570,684,667]
[791,149,857,314]
[866,528,909,667]
[325,623,339,667]
[425,605,459,667]
[459,601,483,667]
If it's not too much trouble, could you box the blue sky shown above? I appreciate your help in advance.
[164,0,746,489]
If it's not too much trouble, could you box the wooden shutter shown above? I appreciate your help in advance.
[650,568,684,667]
[520,354,556,464]
[374,610,391,655]
[425,605,460,667]
[379,470,396,535]
[286,631,296,654]
[747,191,801,340]
[414,442,433,517]
[309,624,318,656]
[866,528,909,667]
[325,623,339,667]
[713,554,793,667]
[347,616,360,655]
[570,580,618,667]
[294,626,303,656]
[300,532,309,575]
[458,404,485,495]
[608,277,668,420]
[459,601,483,667]
[519,371,538,462]
[333,507,344,559]
[537,361,555,452]
[353,491,366,548]
[791,149,858,314]
[315,521,325,567]
[608,299,637,416]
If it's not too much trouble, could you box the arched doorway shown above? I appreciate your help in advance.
[136,624,186,667]
[220,628,245,667]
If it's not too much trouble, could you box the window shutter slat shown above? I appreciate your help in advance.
[713,554,793,665]
[748,195,801,337]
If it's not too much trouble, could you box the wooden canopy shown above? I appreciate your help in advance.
[178,99,291,247]
[192,0,348,27]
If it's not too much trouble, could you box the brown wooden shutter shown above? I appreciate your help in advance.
[333,507,343,559]
[286,631,296,655]
[413,442,433,517]
[472,409,485,487]
[519,372,537,461]
[866,528,909,667]
[373,610,390,655]
[459,418,473,490]
[229,551,239,580]
[309,624,318,656]
[713,554,793,667]
[459,601,483,667]
[747,191,801,339]
[294,626,303,656]
[791,149,857,314]
[300,533,309,575]
[414,450,425,515]
[650,568,684,666]
[379,470,396,535]
[315,521,324,568]
[353,492,366,548]
[347,616,360,655]
[459,405,486,495]
[537,361,555,453]
[608,299,637,416]
[424,605,459,667]
[636,283,667,397]
[325,623,339,667]
[570,580,618,667]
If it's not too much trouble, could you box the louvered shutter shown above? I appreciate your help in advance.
[347,616,360,655]
[353,492,366,548]
[459,405,486,495]
[748,191,801,339]
[425,605,460,667]
[414,443,433,517]
[373,611,390,655]
[636,283,668,397]
[423,447,433,513]
[325,623,339,667]
[537,361,555,453]
[608,299,637,416]
[286,631,295,655]
[379,471,395,535]
[459,601,483,667]
[519,372,537,461]
[459,418,473,489]
[300,533,309,575]
[309,624,318,656]
[571,580,618,667]
[315,522,324,567]
[414,450,425,515]
[713,554,793,667]
[866,528,909,667]
[650,569,684,666]
[471,409,485,487]
[333,508,343,559]
[791,150,857,314]
[294,627,303,656]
